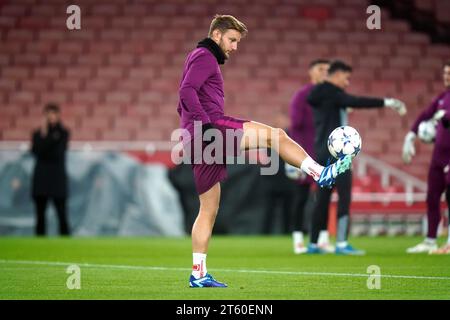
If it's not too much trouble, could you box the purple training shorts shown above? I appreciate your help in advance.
[188,116,248,195]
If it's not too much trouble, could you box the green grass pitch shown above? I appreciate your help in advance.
[0,236,449,300]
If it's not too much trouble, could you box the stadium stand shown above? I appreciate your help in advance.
[0,0,449,233]
[1,0,448,182]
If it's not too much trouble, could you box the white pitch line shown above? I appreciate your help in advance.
[1,259,450,281]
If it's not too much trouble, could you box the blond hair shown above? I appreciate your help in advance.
[208,14,248,38]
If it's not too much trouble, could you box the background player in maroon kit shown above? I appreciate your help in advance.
[285,59,333,254]
[404,61,450,253]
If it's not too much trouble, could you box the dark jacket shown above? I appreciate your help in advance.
[307,81,384,165]
[31,123,70,197]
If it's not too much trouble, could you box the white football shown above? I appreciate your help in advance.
[418,120,436,144]
[327,126,362,159]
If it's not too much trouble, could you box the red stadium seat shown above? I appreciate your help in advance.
[39,30,67,41]
[388,56,415,69]
[3,66,30,80]
[108,54,135,67]
[274,5,300,17]
[0,16,17,28]
[324,19,351,31]
[81,116,111,131]
[48,53,76,66]
[137,92,165,105]
[402,33,430,45]
[82,16,107,29]
[9,91,36,105]
[181,4,209,17]
[384,21,410,33]
[400,80,429,94]
[0,79,17,92]
[52,79,81,92]
[105,92,133,105]
[0,3,29,17]
[100,29,127,42]
[72,92,101,105]
[1,129,30,140]
[91,103,122,118]
[316,31,344,43]
[90,4,120,16]
[71,129,101,141]
[39,92,69,105]
[134,129,167,141]
[395,44,423,57]
[426,45,450,59]
[33,66,61,79]
[30,4,57,17]
[61,105,90,118]
[369,81,399,96]
[101,130,134,141]
[57,41,85,54]
[96,67,124,79]
[83,78,113,91]
[0,117,13,130]
[124,105,155,117]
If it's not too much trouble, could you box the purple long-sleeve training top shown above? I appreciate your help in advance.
[177,47,225,137]
[411,89,450,164]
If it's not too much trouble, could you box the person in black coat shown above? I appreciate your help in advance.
[31,103,70,236]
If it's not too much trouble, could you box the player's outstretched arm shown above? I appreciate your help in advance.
[336,91,407,116]
[336,91,384,109]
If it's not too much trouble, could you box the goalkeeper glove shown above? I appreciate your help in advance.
[432,109,446,122]
[402,131,416,164]
[384,98,407,116]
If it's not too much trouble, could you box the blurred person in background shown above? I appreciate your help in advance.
[441,115,450,254]
[307,60,407,255]
[31,103,70,236]
[404,61,450,253]
[285,59,332,254]
[430,160,450,254]
[262,113,296,235]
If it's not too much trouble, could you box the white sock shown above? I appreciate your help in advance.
[425,237,436,244]
[337,241,348,248]
[192,253,207,279]
[293,231,304,246]
[300,156,324,181]
[318,230,330,246]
